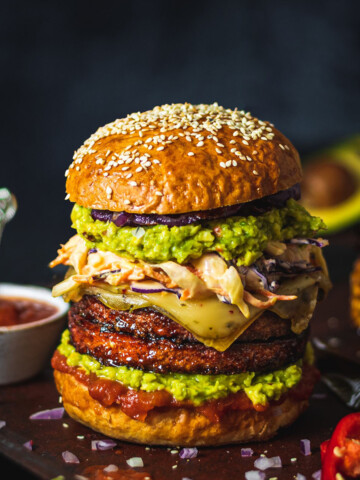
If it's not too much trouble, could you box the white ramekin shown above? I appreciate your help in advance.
[0,283,69,385]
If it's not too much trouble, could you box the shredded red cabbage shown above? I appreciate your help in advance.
[91,184,300,227]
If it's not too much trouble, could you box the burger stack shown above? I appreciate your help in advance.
[50,103,331,446]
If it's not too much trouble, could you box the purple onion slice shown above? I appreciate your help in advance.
[130,281,181,298]
[91,184,301,227]
[0,421,5,429]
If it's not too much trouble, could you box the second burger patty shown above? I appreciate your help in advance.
[68,295,309,375]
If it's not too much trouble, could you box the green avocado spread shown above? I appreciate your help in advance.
[58,330,305,406]
[71,199,325,265]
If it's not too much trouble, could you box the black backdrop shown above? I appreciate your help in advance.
[1,0,360,285]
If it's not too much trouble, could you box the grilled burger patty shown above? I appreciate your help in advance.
[68,296,308,375]
[71,295,294,344]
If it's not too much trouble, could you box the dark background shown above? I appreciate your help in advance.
[1,0,360,286]
[0,2,359,478]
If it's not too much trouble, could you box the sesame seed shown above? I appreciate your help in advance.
[188,152,194,156]
[232,160,237,166]
[279,144,285,150]
[153,159,160,164]
[103,172,109,177]
[230,139,236,144]
[124,199,131,205]
[157,146,165,151]
[225,160,232,167]
[65,193,70,200]
[155,191,163,196]
[106,186,112,194]
[135,167,142,172]
[220,162,226,168]
[242,140,249,145]
[233,131,239,136]
[197,141,204,147]
[126,173,132,179]
[122,166,130,171]
[186,136,192,142]
[253,170,259,175]
[129,181,137,186]
[215,148,222,154]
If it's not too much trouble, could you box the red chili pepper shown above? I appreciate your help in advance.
[321,412,360,480]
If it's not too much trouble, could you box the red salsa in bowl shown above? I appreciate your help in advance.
[0,297,58,327]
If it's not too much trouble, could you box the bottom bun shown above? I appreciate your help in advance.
[54,370,309,446]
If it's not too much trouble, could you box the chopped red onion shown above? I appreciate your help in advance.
[179,447,198,459]
[254,456,282,470]
[91,439,117,451]
[126,457,144,468]
[300,439,311,456]
[103,465,119,472]
[30,407,64,420]
[296,474,307,480]
[312,470,321,480]
[271,456,282,468]
[0,421,6,429]
[245,471,266,480]
[62,451,80,464]
[241,448,254,457]
[23,440,33,451]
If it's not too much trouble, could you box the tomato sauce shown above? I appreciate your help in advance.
[0,296,58,327]
[52,351,318,422]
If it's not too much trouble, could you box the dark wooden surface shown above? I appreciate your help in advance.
[0,282,358,480]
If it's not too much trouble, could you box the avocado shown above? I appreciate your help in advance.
[301,136,360,234]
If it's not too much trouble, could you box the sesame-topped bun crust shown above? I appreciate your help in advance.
[66,103,302,214]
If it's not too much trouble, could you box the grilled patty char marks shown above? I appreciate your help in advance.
[71,295,294,344]
[68,296,308,375]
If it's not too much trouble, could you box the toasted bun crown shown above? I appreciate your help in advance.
[66,103,302,214]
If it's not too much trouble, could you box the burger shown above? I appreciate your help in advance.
[50,103,331,446]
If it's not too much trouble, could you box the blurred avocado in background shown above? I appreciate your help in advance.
[300,136,360,235]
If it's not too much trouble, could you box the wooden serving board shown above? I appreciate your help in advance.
[0,282,358,480]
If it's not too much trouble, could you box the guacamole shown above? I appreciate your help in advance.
[58,330,303,406]
[71,199,325,265]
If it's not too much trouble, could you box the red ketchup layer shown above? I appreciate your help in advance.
[52,351,319,422]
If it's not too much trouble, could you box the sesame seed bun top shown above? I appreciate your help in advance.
[65,103,302,214]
